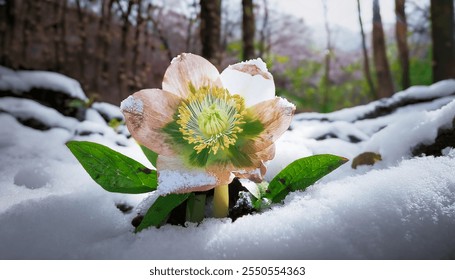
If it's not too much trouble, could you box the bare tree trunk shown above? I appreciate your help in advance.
[395,0,410,89]
[357,0,376,98]
[52,0,62,71]
[2,0,16,67]
[148,5,173,61]
[258,0,269,58]
[100,0,115,89]
[117,0,133,100]
[20,0,32,67]
[242,0,255,60]
[430,0,455,82]
[75,0,88,85]
[94,0,107,91]
[131,0,143,89]
[59,0,68,72]
[321,0,332,111]
[185,0,198,52]
[372,0,394,98]
[33,0,46,69]
[141,3,154,84]
[200,0,221,67]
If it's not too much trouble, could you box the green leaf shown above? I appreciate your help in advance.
[186,193,206,223]
[136,193,191,232]
[66,141,157,194]
[140,145,158,167]
[265,154,348,203]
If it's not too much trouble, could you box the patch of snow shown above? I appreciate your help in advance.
[363,99,455,164]
[1,78,455,259]
[14,166,51,190]
[0,66,87,100]
[74,121,130,147]
[92,102,124,121]
[0,97,79,130]
[295,80,455,122]
[120,96,143,114]
[85,108,107,125]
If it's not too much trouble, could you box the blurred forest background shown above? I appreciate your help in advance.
[0,0,454,112]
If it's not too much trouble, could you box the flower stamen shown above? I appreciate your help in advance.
[177,86,246,155]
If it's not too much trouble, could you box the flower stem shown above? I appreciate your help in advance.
[213,184,229,218]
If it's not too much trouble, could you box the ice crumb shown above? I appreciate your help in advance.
[120,96,143,114]
[235,57,269,73]
[158,169,217,194]
[278,97,296,114]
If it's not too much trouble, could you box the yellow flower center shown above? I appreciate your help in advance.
[177,86,246,155]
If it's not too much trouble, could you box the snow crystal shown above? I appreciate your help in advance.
[158,169,217,195]
[234,57,269,73]
[277,96,296,114]
[120,95,143,114]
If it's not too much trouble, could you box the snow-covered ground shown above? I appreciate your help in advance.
[0,69,454,259]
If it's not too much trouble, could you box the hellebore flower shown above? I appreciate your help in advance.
[121,53,295,216]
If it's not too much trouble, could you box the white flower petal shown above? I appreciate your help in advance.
[220,58,275,107]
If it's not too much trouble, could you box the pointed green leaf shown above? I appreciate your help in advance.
[66,141,157,194]
[265,154,348,203]
[186,193,206,223]
[136,193,191,232]
[140,145,159,167]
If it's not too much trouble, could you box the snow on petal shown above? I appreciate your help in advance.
[121,89,181,156]
[157,156,218,194]
[220,58,275,107]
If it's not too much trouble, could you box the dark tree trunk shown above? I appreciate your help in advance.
[242,0,255,60]
[430,0,455,82]
[258,0,269,58]
[395,0,410,89]
[117,0,134,100]
[59,0,68,72]
[357,0,376,98]
[100,0,115,89]
[149,6,173,61]
[200,0,221,67]
[372,0,395,98]
[322,0,332,111]
[75,0,88,85]
[1,0,16,66]
[20,0,32,67]
[95,0,108,90]
[131,0,143,89]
